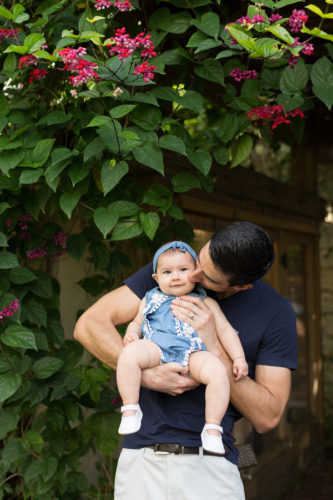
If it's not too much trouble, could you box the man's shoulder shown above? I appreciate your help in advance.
[123,263,157,300]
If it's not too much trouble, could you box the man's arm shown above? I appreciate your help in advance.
[74,285,141,370]
[170,294,291,432]
[74,285,198,394]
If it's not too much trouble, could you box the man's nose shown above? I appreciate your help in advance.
[189,268,202,282]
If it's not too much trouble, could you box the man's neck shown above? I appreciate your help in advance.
[216,288,239,299]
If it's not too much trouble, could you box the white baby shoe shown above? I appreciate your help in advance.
[201,424,225,455]
[118,404,143,435]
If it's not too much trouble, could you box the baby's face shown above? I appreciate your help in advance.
[152,250,196,296]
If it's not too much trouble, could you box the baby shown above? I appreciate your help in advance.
[116,241,248,454]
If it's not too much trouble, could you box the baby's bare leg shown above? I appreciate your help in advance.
[189,351,230,436]
[117,339,160,416]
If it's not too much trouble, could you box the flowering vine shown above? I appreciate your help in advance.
[247,105,304,130]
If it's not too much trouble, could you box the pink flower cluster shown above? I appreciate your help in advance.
[54,231,67,247]
[289,9,308,33]
[133,61,157,82]
[268,13,283,23]
[19,55,37,68]
[27,240,48,260]
[247,104,304,130]
[58,47,99,87]
[0,28,19,43]
[28,69,49,83]
[0,299,20,322]
[236,14,265,26]
[18,213,32,240]
[108,28,156,60]
[108,27,157,82]
[94,0,131,11]
[230,69,258,82]
[288,37,315,67]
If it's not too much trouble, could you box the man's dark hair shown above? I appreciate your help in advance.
[209,221,275,286]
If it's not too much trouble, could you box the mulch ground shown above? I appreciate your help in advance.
[279,456,333,499]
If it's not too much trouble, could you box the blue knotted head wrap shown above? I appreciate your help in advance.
[153,241,197,273]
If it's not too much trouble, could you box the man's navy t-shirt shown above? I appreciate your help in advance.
[122,263,298,465]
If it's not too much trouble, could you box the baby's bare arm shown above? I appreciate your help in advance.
[204,297,248,380]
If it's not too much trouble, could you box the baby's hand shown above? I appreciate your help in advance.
[123,331,140,346]
[232,357,248,381]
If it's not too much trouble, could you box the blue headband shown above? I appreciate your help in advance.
[153,241,197,273]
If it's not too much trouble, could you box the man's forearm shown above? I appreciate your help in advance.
[208,340,290,433]
[74,313,123,370]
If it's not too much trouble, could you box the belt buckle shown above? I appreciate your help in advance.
[153,444,169,455]
[174,444,185,455]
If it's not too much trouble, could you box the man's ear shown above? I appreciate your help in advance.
[233,283,253,292]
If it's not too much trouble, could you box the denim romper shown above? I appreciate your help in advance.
[141,287,207,366]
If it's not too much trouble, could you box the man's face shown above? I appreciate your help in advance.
[188,242,232,293]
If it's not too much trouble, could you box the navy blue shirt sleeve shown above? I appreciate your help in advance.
[256,298,298,370]
[123,263,156,299]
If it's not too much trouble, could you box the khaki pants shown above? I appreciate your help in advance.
[115,447,246,500]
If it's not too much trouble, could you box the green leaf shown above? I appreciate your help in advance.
[133,143,164,175]
[82,411,120,455]
[0,150,25,176]
[32,139,55,167]
[311,57,333,87]
[194,58,225,85]
[0,410,20,440]
[87,115,112,127]
[101,160,129,195]
[109,201,139,217]
[194,39,222,54]
[0,202,10,215]
[301,26,333,42]
[306,4,333,18]
[171,173,201,192]
[168,204,184,220]
[179,91,203,113]
[33,357,64,379]
[21,302,47,327]
[24,33,46,53]
[2,325,37,350]
[0,6,13,19]
[191,12,220,40]
[139,212,160,240]
[217,114,240,142]
[280,61,308,94]
[130,105,162,131]
[0,232,7,247]
[110,221,143,241]
[9,267,37,284]
[159,135,187,156]
[93,208,118,238]
[66,234,88,261]
[214,146,229,165]
[277,94,304,112]
[187,150,212,175]
[0,373,22,403]
[312,85,333,109]
[186,31,208,48]
[230,134,253,167]
[110,104,137,118]
[38,111,72,126]
[29,271,53,299]
[266,25,294,44]
[0,93,10,116]
[2,438,28,467]
[20,168,43,184]
[0,252,19,269]
[59,190,81,218]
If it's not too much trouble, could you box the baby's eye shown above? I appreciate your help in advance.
[180,267,188,272]
[163,270,171,274]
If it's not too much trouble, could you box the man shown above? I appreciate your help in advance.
[74,221,297,500]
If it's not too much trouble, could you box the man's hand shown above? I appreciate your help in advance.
[170,295,219,352]
[141,363,199,396]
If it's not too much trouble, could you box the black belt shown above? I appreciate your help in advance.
[147,443,227,457]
